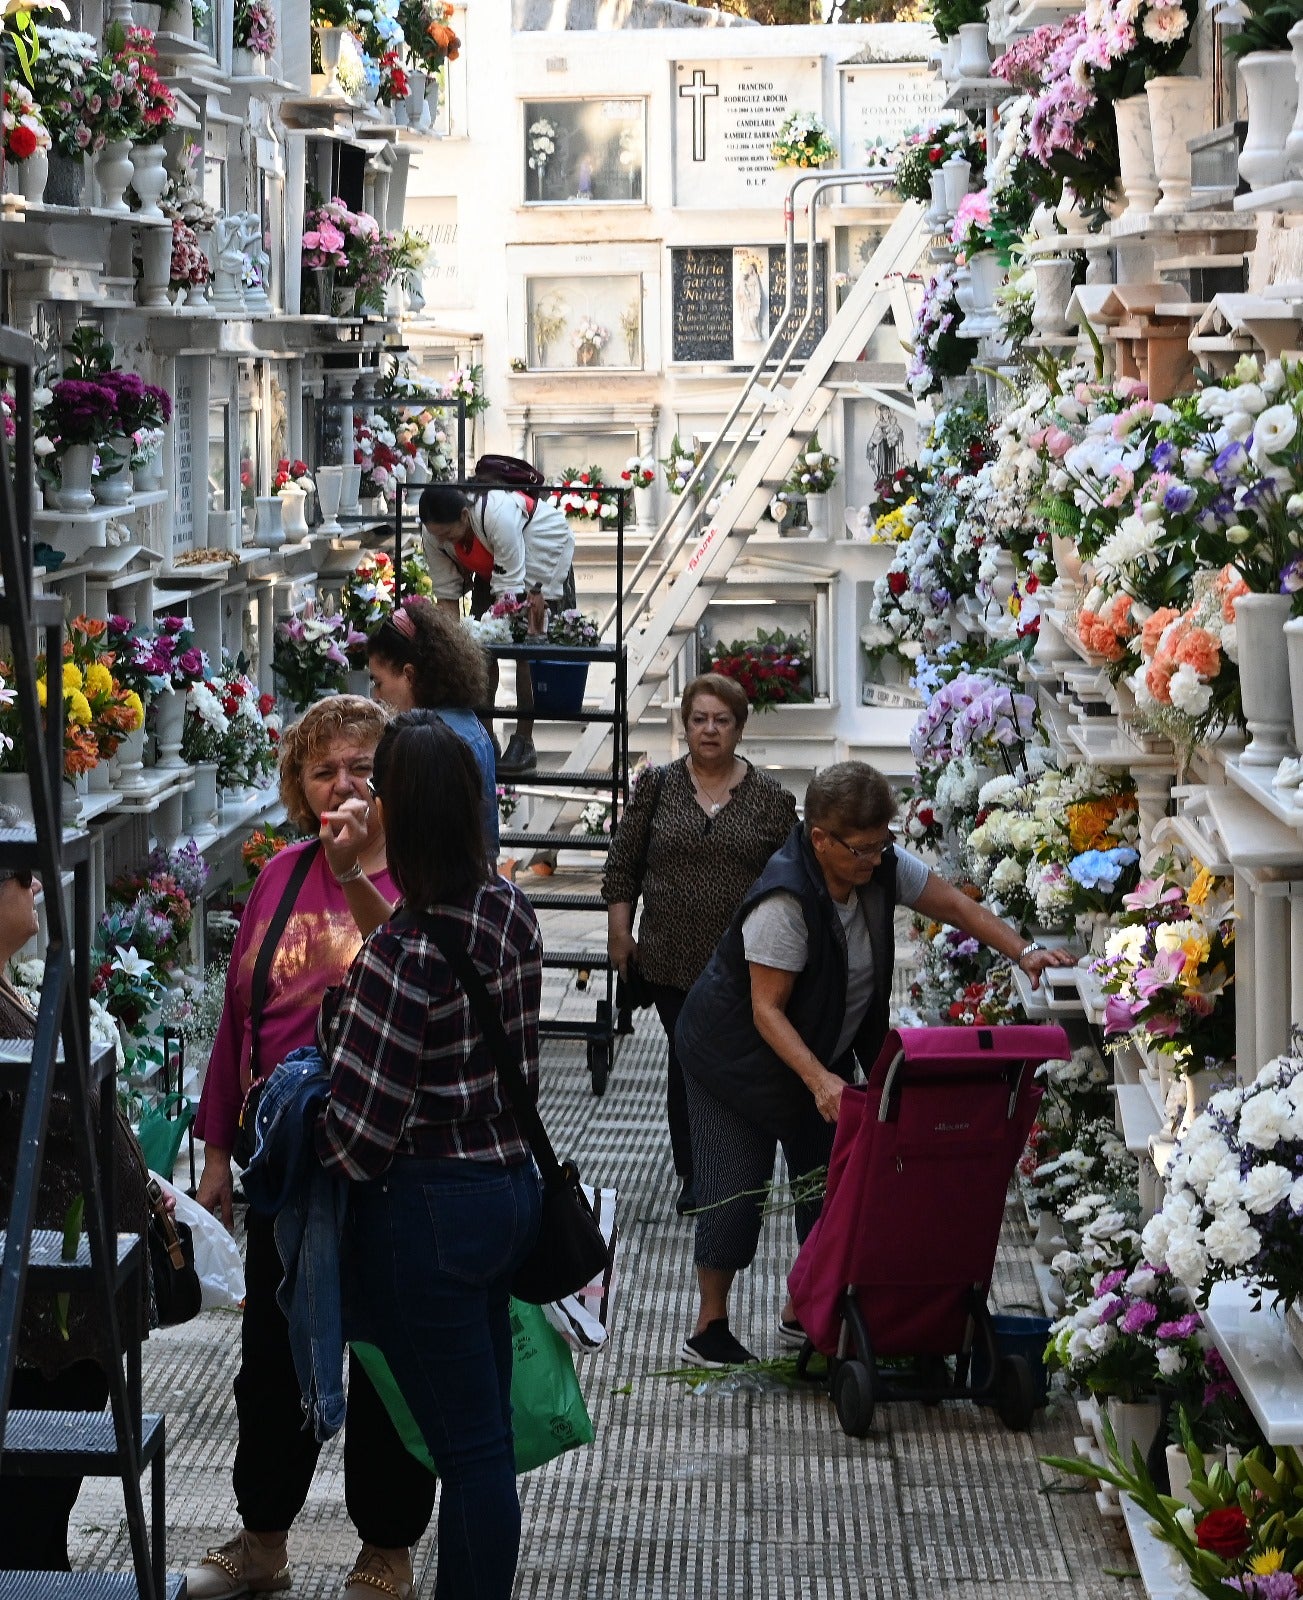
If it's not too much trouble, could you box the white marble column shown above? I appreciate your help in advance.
[1133,768,1174,846]
[255,582,276,697]
[1247,872,1293,1079]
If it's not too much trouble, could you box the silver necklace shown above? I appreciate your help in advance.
[689,758,735,815]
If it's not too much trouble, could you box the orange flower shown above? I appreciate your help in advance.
[427,21,460,58]
[1146,658,1174,705]
[1141,606,1181,659]
[1175,626,1221,680]
[64,726,99,778]
[1066,794,1132,852]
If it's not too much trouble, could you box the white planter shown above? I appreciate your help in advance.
[94,138,134,214]
[232,45,264,75]
[1033,1210,1066,1261]
[138,224,173,308]
[1114,95,1159,220]
[408,67,429,128]
[1238,592,1296,766]
[112,723,148,792]
[152,689,187,768]
[955,22,990,78]
[93,436,135,507]
[425,77,441,127]
[1146,76,1203,215]
[253,494,286,548]
[941,154,971,213]
[924,170,949,230]
[135,2,164,29]
[128,141,169,220]
[1031,257,1074,336]
[938,37,960,81]
[49,442,96,512]
[805,491,828,539]
[339,463,363,515]
[182,761,219,831]
[168,0,194,41]
[314,26,343,95]
[19,149,47,204]
[279,487,310,539]
[0,773,34,825]
[1105,1395,1162,1468]
[315,465,344,536]
[633,484,655,530]
[967,251,1004,313]
[1239,51,1298,191]
[1284,617,1303,763]
[1286,22,1303,177]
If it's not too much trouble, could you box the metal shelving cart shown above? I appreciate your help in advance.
[393,480,630,1094]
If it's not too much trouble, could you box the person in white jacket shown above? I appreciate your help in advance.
[419,484,576,775]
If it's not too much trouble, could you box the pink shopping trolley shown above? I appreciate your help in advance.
[788,1024,1069,1436]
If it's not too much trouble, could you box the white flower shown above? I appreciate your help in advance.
[1164,1223,1209,1285]
[1168,661,1213,716]
[1204,1208,1261,1267]
[1244,1161,1294,1214]
[112,945,153,978]
[1156,1346,1186,1377]
[1239,1090,1290,1150]
[1251,402,1299,465]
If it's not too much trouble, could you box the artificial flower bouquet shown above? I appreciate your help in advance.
[548,466,621,525]
[891,117,987,203]
[771,110,836,170]
[91,942,164,1032]
[341,550,398,647]
[273,609,363,710]
[1142,1053,1303,1314]
[398,0,460,71]
[704,627,812,712]
[272,458,314,495]
[180,677,228,766]
[1126,564,1247,750]
[1046,1257,1200,1402]
[2,79,52,166]
[620,456,656,491]
[661,434,698,496]
[1093,857,1236,1076]
[950,188,996,261]
[212,664,278,790]
[355,414,404,498]
[546,607,600,649]
[786,435,838,496]
[234,0,277,56]
[63,615,144,760]
[906,264,979,400]
[169,220,211,291]
[26,25,98,159]
[242,823,298,879]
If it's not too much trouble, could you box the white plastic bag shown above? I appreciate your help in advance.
[151,1172,246,1312]
[541,1183,617,1355]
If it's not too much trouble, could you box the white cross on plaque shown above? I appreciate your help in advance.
[678,69,719,164]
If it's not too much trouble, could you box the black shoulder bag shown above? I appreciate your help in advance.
[232,840,321,1168]
[413,911,611,1306]
[618,765,667,1012]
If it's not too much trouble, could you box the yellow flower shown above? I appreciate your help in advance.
[123,690,145,731]
[1179,935,1211,982]
[66,690,92,728]
[62,661,83,692]
[84,662,113,699]
[1250,1551,1285,1575]
[35,677,46,707]
[1188,867,1218,908]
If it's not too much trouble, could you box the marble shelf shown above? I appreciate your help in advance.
[1202,1281,1303,1444]
[942,76,1009,110]
[1004,0,1082,27]
[1067,722,1176,769]
[1222,758,1303,847]
[1011,961,1087,1018]
[1115,1082,1163,1158]
[1118,1492,1199,1600]
[1234,180,1303,212]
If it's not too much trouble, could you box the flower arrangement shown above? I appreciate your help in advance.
[169,219,211,290]
[272,608,364,709]
[771,110,837,170]
[26,25,98,159]
[148,615,209,694]
[786,435,838,496]
[398,0,460,70]
[354,414,404,499]
[1046,1258,1197,1402]
[930,0,988,41]
[211,663,278,790]
[91,944,163,1032]
[546,607,600,649]
[1093,858,1236,1077]
[439,362,489,419]
[620,456,656,491]
[950,187,995,260]
[112,26,177,144]
[906,264,980,399]
[578,798,612,835]
[341,550,397,646]
[242,823,298,878]
[272,458,314,496]
[661,434,698,496]
[548,466,621,525]
[377,47,409,106]
[527,117,556,182]
[704,626,812,712]
[180,677,228,766]
[891,118,987,203]
[63,615,144,760]
[2,78,51,164]
[234,0,277,55]
[572,318,609,366]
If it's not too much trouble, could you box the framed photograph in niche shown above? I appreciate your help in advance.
[527,274,642,370]
[523,100,645,205]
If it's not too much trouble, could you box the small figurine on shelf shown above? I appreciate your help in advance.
[237,211,271,313]
[208,213,247,311]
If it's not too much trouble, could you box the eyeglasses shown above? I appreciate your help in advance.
[827,830,894,862]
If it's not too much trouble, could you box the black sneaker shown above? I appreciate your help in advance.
[497,733,537,776]
[681,1319,757,1368]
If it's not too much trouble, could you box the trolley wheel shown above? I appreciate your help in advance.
[587,1039,611,1097]
[832,1358,876,1438]
[994,1355,1036,1432]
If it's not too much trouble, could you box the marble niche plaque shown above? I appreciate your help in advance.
[524,100,645,204]
[527,273,643,370]
[673,58,821,210]
[671,244,828,364]
[839,63,946,171]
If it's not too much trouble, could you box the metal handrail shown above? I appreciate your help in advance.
[600,165,899,641]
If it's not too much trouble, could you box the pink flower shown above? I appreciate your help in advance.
[1103,994,1140,1034]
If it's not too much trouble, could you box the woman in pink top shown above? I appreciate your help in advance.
[188,696,434,1600]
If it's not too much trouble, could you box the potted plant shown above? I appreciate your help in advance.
[771,110,837,170]
[145,615,211,766]
[232,0,277,75]
[2,78,53,202]
[27,24,98,203]
[530,606,601,715]
[932,0,991,76]
[785,434,838,539]
[703,627,814,711]
[272,609,364,711]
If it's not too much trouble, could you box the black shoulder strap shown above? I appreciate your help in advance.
[633,764,668,900]
[409,909,561,1185]
[249,840,321,1078]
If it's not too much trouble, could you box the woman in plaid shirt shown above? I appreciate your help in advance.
[315,710,544,1600]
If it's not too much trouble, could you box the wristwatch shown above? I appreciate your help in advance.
[1017,940,1044,965]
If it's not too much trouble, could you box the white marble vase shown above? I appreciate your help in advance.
[1145,76,1203,214]
[94,139,134,214]
[128,140,169,219]
[1113,95,1159,219]
[315,466,344,536]
[1239,51,1299,190]
[954,22,990,78]
[19,149,47,203]
[1238,592,1296,766]
[138,224,173,307]
[1287,22,1303,177]
[1031,257,1074,336]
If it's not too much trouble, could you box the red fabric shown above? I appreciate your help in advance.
[788,1025,1064,1357]
[448,531,495,579]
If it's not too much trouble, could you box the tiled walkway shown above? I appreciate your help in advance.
[66,966,1144,1598]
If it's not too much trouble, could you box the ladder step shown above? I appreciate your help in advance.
[507,769,616,789]
[487,706,617,724]
[0,1037,119,1090]
[542,949,611,970]
[541,1020,614,1042]
[0,1577,186,1599]
[1,1409,165,1475]
[0,1229,143,1288]
[500,831,610,851]
[520,892,605,911]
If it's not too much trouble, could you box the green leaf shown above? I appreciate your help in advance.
[55,1194,85,1341]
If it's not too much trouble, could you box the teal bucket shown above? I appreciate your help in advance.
[971,1313,1052,1408]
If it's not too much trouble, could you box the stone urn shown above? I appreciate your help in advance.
[1239,51,1299,190]
[1146,76,1203,214]
[1113,95,1159,219]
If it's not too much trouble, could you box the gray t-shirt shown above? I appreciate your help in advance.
[741,847,930,1062]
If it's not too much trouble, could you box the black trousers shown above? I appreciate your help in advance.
[233,1208,437,1544]
[650,984,693,1182]
[0,1360,110,1570]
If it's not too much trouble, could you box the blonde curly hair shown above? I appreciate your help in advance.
[278,695,390,832]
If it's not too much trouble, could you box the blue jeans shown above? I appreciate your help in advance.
[344,1157,542,1600]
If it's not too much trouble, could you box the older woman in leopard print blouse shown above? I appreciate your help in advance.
[603,673,797,1214]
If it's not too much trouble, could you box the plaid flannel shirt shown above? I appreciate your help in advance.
[315,878,542,1181]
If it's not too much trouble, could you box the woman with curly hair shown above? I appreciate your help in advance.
[190,695,436,1600]
[366,595,499,857]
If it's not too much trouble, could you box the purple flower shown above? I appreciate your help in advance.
[1097,1268,1127,1295]
[160,616,187,635]
[1151,441,1179,473]
[177,648,204,678]
[1097,1296,1125,1323]
[1103,994,1141,1034]
[1213,441,1247,481]
[1155,1312,1201,1340]
[1281,557,1303,594]
[1120,1300,1158,1334]
[1163,483,1197,515]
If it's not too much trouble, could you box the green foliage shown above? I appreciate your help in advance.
[928,0,988,41]
[1224,0,1303,55]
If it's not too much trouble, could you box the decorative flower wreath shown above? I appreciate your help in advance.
[771,111,837,170]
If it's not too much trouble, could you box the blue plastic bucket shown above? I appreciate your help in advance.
[530,659,589,715]
[971,1313,1052,1407]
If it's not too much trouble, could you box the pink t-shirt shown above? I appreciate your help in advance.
[195,840,396,1152]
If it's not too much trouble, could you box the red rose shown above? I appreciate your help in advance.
[1194,1508,1251,1560]
[927,147,942,163]
[9,125,38,162]
[887,570,909,596]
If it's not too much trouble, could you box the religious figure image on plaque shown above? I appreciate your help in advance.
[523,100,644,205]
[733,249,767,345]
[867,405,905,484]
